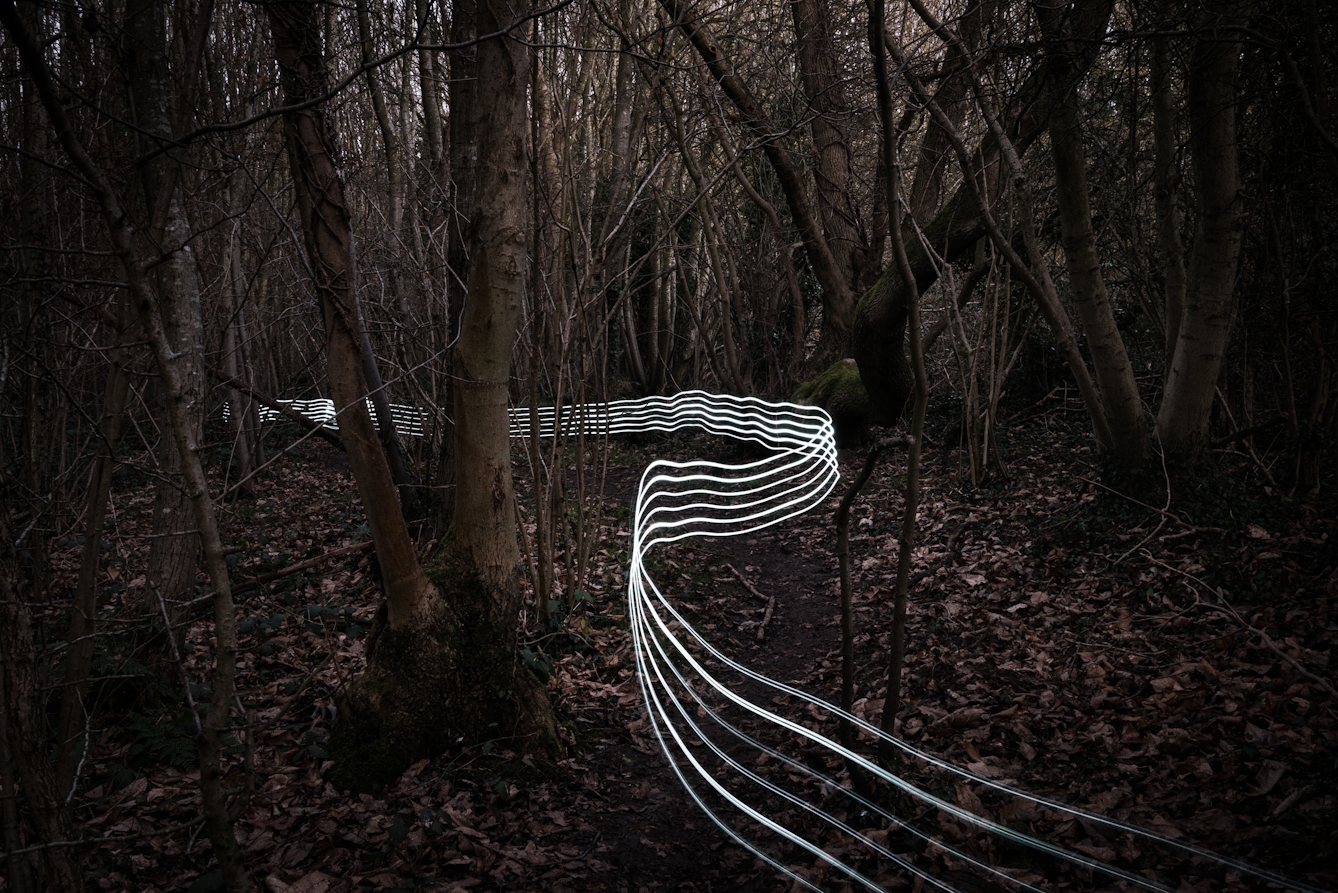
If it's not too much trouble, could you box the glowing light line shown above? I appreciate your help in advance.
[513,390,1329,893]
[224,398,428,436]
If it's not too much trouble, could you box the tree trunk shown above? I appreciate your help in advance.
[353,0,420,516]
[1039,3,1148,473]
[791,0,869,295]
[266,0,432,627]
[1156,8,1245,460]
[1151,7,1187,368]
[126,0,206,637]
[222,181,261,489]
[434,0,480,529]
[263,0,558,792]
[55,296,131,804]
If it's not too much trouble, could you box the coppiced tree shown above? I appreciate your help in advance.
[262,0,557,791]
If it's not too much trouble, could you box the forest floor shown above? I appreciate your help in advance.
[47,404,1338,893]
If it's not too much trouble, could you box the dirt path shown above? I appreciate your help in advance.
[542,438,852,893]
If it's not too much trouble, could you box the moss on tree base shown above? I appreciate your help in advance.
[793,359,873,446]
[328,548,560,793]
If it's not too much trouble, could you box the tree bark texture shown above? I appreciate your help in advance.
[452,0,528,596]
[1039,3,1148,472]
[298,0,558,792]
[266,0,432,628]
[1156,8,1245,460]
[125,0,208,635]
[791,0,869,293]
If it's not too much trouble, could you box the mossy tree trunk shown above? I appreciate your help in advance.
[264,0,558,792]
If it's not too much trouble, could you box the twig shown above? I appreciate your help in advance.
[1078,477,1226,535]
[209,368,344,450]
[1272,785,1314,818]
[183,538,371,615]
[219,540,373,602]
[1212,416,1286,448]
[755,593,776,642]
[725,563,775,643]
[724,563,768,601]
[1143,553,1338,699]
[0,815,205,858]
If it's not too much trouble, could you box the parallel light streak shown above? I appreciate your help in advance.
[225,390,1324,891]
[224,397,428,437]
[513,390,1326,893]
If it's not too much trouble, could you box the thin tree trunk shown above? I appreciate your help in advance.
[1039,5,1147,473]
[55,296,131,799]
[266,0,432,627]
[869,0,927,771]
[659,0,854,364]
[436,0,480,529]
[1156,8,1246,460]
[126,0,207,637]
[1,6,249,887]
[1151,10,1187,368]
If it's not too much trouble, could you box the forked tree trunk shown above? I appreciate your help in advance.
[851,0,1115,428]
[265,0,557,793]
[1156,9,1245,460]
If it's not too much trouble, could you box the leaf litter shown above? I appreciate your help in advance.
[47,410,1337,893]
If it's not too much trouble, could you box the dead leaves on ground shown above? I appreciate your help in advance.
[50,423,1338,892]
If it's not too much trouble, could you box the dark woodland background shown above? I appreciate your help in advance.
[1,0,1335,890]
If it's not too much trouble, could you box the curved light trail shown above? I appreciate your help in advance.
[233,390,1326,891]
[512,390,1328,893]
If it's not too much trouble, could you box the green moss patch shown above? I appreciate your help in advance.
[793,358,872,446]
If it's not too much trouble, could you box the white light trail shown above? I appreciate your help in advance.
[513,390,1329,893]
[224,398,428,437]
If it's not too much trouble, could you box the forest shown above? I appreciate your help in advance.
[0,0,1335,890]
